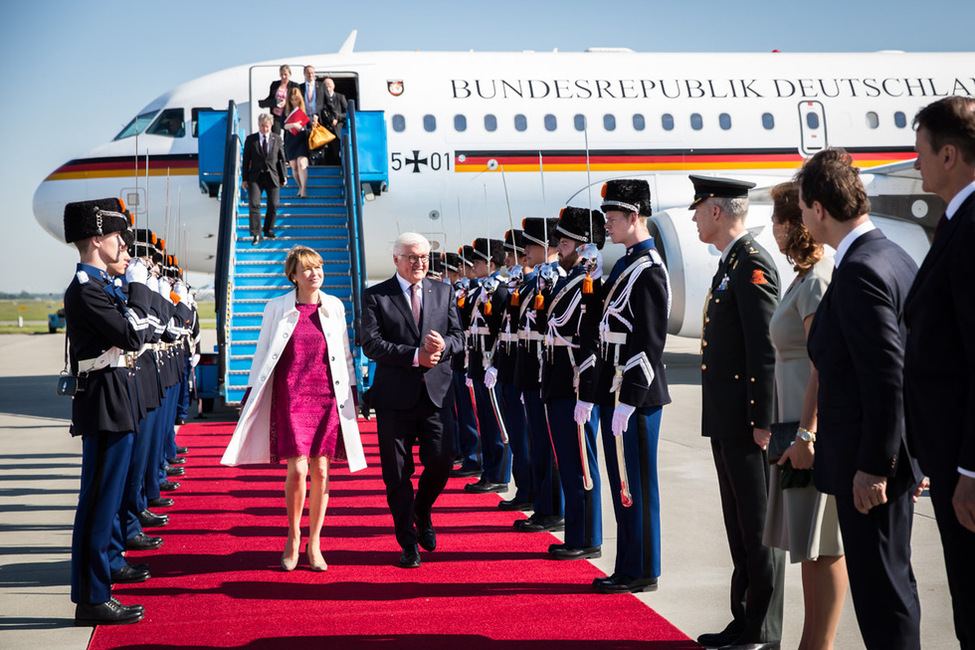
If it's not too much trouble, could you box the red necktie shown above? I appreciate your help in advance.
[410,284,421,328]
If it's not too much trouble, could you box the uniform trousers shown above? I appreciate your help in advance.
[547,398,601,548]
[523,389,563,517]
[710,436,785,644]
[835,491,921,650]
[929,473,975,649]
[472,381,511,484]
[72,431,134,604]
[145,383,176,501]
[499,380,532,503]
[452,370,480,469]
[598,403,660,578]
[247,176,279,236]
[175,354,191,421]
[376,390,454,549]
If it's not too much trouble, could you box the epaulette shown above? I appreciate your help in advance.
[76,270,89,284]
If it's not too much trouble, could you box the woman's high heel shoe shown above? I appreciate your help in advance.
[306,545,327,572]
[281,539,299,571]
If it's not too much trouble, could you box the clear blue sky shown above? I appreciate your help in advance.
[0,0,970,292]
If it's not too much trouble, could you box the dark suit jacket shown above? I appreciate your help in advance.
[700,236,779,438]
[258,80,300,115]
[320,91,348,132]
[361,276,464,409]
[808,228,921,497]
[241,132,286,186]
[905,193,975,478]
[299,80,327,120]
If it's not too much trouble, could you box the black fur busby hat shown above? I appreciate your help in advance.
[556,206,606,249]
[443,252,461,272]
[472,238,505,268]
[129,228,160,260]
[688,175,756,210]
[458,245,476,268]
[503,229,526,254]
[600,179,652,217]
[63,198,131,244]
[521,217,560,248]
[427,252,444,278]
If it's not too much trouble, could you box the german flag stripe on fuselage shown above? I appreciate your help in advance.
[44,154,198,181]
[453,147,916,172]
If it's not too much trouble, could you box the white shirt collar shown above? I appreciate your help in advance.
[834,220,877,267]
[396,273,423,300]
[720,231,747,263]
[946,180,975,220]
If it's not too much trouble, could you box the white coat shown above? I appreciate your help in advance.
[220,291,366,472]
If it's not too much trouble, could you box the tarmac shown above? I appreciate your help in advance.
[0,331,958,649]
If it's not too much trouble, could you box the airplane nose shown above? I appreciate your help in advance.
[33,171,67,242]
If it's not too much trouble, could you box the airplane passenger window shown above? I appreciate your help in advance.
[719,113,732,130]
[544,114,557,131]
[690,113,703,131]
[762,113,775,130]
[485,114,497,132]
[424,115,437,132]
[894,111,907,128]
[392,114,406,132]
[806,112,820,129]
[574,114,587,131]
[603,114,616,131]
[114,110,160,140]
[633,114,645,131]
[454,115,467,132]
[146,108,186,138]
[866,112,879,129]
[661,114,674,131]
[514,114,527,132]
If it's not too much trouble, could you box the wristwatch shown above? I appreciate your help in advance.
[796,427,817,443]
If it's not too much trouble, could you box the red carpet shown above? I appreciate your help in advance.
[91,420,695,649]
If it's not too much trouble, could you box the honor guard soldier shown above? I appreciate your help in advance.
[63,198,153,625]
[690,175,784,649]
[513,217,565,533]
[491,228,534,510]
[579,179,671,594]
[449,247,482,478]
[464,238,512,493]
[542,207,606,560]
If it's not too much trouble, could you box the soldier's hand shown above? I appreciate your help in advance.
[853,470,888,514]
[753,427,771,450]
[146,274,159,293]
[174,282,188,301]
[574,400,594,425]
[158,277,173,303]
[954,474,975,532]
[612,402,636,437]
[125,258,149,285]
[465,377,474,388]
[484,366,498,389]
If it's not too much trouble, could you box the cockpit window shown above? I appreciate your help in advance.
[114,110,160,140]
[146,108,186,138]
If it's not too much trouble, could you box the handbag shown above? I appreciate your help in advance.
[768,421,813,489]
[308,123,336,150]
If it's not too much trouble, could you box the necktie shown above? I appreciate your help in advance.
[263,136,268,155]
[410,284,421,328]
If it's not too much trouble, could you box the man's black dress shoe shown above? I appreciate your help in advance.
[137,509,169,528]
[450,465,481,478]
[175,417,186,425]
[251,236,260,246]
[398,544,421,568]
[148,497,174,508]
[415,513,436,552]
[75,599,144,626]
[550,545,601,560]
[125,533,163,551]
[464,479,508,494]
[110,596,144,614]
[514,514,564,532]
[167,455,186,465]
[697,622,744,648]
[264,231,277,239]
[497,497,533,511]
[592,573,657,594]
[717,642,780,650]
[176,446,189,455]
[111,563,150,583]
[164,465,185,477]
[158,480,180,492]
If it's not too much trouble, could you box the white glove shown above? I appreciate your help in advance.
[146,274,159,292]
[465,377,474,388]
[190,353,201,367]
[520,393,525,405]
[612,402,636,437]
[484,366,498,389]
[158,277,173,303]
[125,258,148,285]
[174,281,188,301]
[574,400,594,425]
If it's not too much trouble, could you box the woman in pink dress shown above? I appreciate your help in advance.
[221,246,366,571]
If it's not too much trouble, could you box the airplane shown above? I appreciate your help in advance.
[32,31,975,337]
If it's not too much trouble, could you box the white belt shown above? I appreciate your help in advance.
[499,333,517,343]
[600,331,627,345]
[518,331,544,342]
[78,347,129,373]
[548,338,574,347]
[473,326,492,336]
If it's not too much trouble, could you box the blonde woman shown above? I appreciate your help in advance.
[222,246,365,571]
[283,87,310,198]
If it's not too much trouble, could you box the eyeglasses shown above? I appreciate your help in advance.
[399,254,430,265]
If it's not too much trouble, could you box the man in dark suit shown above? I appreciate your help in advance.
[801,148,922,650]
[241,113,287,244]
[319,77,347,164]
[361,232,465,568]
[905,97,975,649]
[299,66,327,166]
[692,175,784,650]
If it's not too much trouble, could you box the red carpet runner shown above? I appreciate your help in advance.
[92,421,695,649]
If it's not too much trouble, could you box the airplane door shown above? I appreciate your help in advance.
[798,101,828,157]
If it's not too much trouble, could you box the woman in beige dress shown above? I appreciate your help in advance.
[763,181,847,650]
